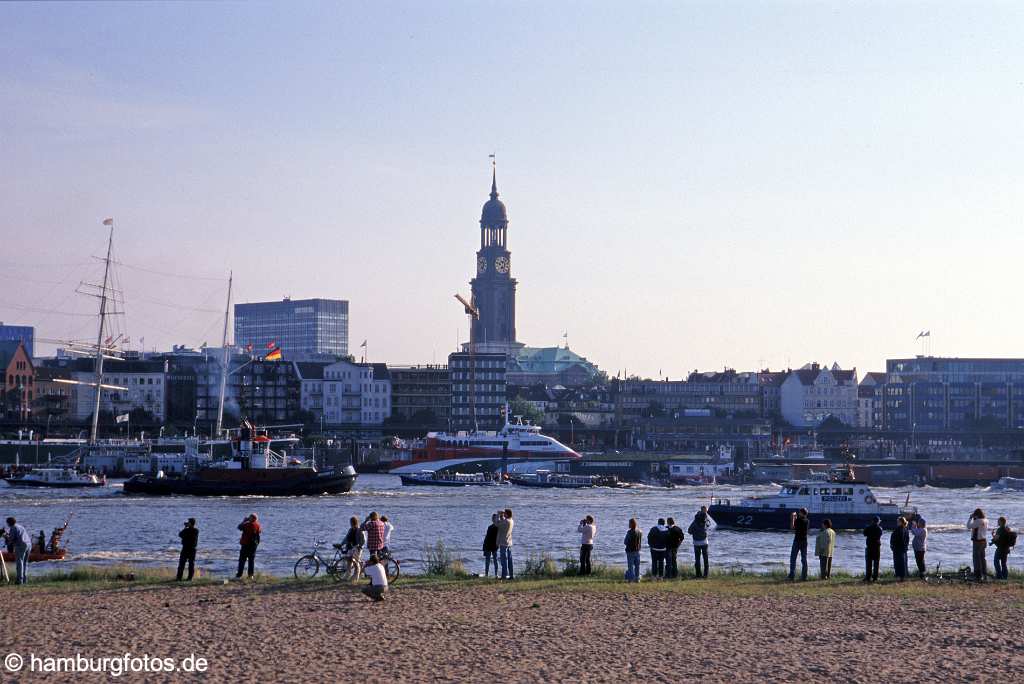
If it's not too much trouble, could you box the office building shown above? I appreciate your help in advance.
[449,351,507,431]
[234,298,348,358]
[388,365,450,428]
[0,323,34,358]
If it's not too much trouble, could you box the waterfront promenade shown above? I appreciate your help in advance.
[3,574,1022,682]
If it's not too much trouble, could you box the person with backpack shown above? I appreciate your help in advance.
[890,516,910,581]
[623,518,643,582]
[482,513,500,577]
[577,515,596,576]
[788,508,810,581]
[910,518,928,579]
[990,516,1016,581]
[814,518,836,580]
[235,513,261,580]
[647,519,669,579]
[665,517,685,579]
[687,506,716,579]
[862,517,883,583]
[967,509,989,581]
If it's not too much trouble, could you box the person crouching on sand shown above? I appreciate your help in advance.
[815,519,835,580]
[362,555,388,602]
[623,518,642,582]
[236,514,261,580]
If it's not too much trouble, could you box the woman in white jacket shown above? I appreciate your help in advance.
[967,509,989,580]
[577,515,596,576]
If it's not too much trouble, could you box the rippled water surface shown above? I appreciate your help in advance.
[2,475,1021,578]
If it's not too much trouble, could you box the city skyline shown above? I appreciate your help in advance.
[3,3,1024,377]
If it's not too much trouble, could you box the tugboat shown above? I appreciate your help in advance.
[4,467,106,489]
[709,465,917,530]
[122,421,356,496]
[399,470,507,487]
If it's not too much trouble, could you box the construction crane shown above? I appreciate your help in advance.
[454,293,479,432]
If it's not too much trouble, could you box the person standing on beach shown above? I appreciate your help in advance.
[910,518,928,579]
[235,513,261,580]
[687,506,715,579]
[647,519,668,579]
[497,509,514,580]
[176,518,199,581]
[577,515,596,576]
[381,515,394,554]
[4,517,30,585]
[788,508,810,581]
[483,514,499,577]
[815,519,835,580]
[362,512,387,557]
[990,516,1015,581]
[665,517,684,579]
[967,509,989,581]
[890,516,910,581]
[623,518,643,582]
[863,517,883,583]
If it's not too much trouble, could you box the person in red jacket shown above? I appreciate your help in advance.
[236,513,261,580]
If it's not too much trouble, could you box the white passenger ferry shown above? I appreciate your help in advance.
[4,467,106,489]
[709,465,917,530]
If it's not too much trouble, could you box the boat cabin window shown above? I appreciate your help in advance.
[798,487,808,495]
[845,488,853,495]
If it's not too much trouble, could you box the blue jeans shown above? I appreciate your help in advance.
[994,548,1009,580]
[14,544,29,585]
[484,550,498,576]
[625,551,640,582]
[693,545,709,577]
[789,539,807,580]
[499,546,513,579]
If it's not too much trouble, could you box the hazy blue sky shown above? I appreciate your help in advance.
[2,2,1023,378]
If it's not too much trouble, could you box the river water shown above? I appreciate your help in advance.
[2,475,1021,578]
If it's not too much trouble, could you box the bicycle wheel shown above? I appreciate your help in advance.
[294,554,321,579]
[385,558,400,582]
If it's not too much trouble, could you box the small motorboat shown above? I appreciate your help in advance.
[400,470,506,487]
[990,476,1024,491]
[4,467,105,489]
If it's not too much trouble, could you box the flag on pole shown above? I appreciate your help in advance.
[266,341,277,350]
[103,218,113,226]
[265,347,282,361]
[115,413,129,424]
[915,330,931,340]
[360,340,367,348]
[104,336,113,345]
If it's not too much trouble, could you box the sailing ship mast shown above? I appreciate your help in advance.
[89,222,115,444]
[215,271,233,438]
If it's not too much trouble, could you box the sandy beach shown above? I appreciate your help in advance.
[3,576,1023,682]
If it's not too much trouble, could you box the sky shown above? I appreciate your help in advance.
[2,2,1023,379]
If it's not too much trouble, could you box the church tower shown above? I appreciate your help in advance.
[470,165,517,347]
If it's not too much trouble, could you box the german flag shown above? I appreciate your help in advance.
[265,347,282,361]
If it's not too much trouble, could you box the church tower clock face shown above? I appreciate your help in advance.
[494,256,510,274]
[477,255,487,274]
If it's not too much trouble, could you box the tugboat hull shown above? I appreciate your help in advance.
[123,470,356,496]
[708,505,908,531]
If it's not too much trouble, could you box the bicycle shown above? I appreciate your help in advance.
[294,539,362,582]
[376,548,401,582]
[923,563,983,585]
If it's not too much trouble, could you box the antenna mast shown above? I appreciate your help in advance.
[90,221,115,444]
[215,271,233,438]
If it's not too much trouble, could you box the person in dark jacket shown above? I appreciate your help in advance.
[623,518,643,583]
[687,507,716,579]
[235,513,261,580]
[788,508,810,581]
[176,518,199,581]
[991,516,1014,580]
[647,519,669,579]
[665,517,684,579]
[890,516,910,581]
[863,517,883,582]
[482,513,500,577]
